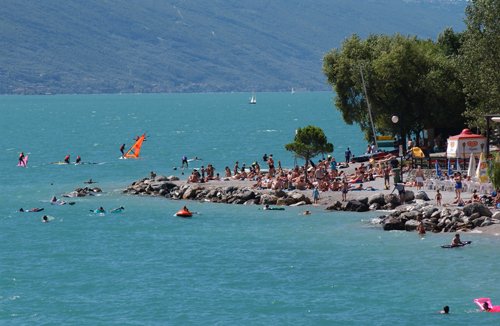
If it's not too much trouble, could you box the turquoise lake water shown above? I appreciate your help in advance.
[1,92,499,325]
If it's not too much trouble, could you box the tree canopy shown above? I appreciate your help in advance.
[285,125,333,179]
[323,33,466,148]
[459,0,500,130]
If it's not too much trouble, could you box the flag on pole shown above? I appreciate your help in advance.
[435,160,442,178]
[447,159,453,176]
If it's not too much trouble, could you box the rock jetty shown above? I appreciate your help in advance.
[124,175,500,232]
[123,175,312,206]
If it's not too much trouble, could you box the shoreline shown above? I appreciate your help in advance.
[121,160,500,235]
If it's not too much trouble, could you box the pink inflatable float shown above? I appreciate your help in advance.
[474,298,500,312]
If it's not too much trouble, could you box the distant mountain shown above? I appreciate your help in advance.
[0,0,467,94]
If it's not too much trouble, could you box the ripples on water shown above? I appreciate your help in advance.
[0,93,499,324]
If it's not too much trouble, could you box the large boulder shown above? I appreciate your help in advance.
[149,181,176,191]
[463,203,492,217]
[326,201,343,211]
[383,217,405,231]
[260,194,278,205]
[405,219,420,231]
[274,190,287,198]
[403,190,415,203]
[182,186,200,199]
[415,191,430,201]
[423,206,438,219]
[400,210,420,222]
[154,175,169,182]
[289,191,307,202]
[492,211,500,220]
[345,200,369,212]
[276,197,296,206]
[237,189,256,201]
[368,193,386,206]
[384,194,401,207]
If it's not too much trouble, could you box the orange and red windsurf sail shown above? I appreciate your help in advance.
[124,134,146,159]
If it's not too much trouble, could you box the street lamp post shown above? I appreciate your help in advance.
[392,115,404,183]
[462,142,466,172]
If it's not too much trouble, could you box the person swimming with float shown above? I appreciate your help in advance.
[450,233,464,247]
[19,207,44,213]
[95,206,106,213]
[110,206,125,213]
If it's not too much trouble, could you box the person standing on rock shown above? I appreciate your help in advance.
[383,164,391,190]
[391,183,406,204]
[345,147,352,163]
[341,179,349,202]
[233,161,239,176]
[435,189,442,206]
[415,165,425,190]
[454,172,463,202]
[312,186,320,204]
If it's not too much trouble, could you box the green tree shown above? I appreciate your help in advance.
[285,125,333,181]
[459,0,500,130]
[323,34,466,150]
[437,27,463,56]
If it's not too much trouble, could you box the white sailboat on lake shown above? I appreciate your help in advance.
[249,92,256,104]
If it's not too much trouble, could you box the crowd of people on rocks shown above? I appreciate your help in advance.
[185,151,405,200]
[182,148,500,208]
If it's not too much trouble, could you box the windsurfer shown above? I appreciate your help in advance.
[19,152,26,166]
[120,144,125,157]
[75,155,81,164]
[181,156,189,168]
[64,154,70,164]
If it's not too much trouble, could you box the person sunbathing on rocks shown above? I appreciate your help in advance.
[187,170,200,183]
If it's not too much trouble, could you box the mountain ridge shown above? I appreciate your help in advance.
[0,0,467,94]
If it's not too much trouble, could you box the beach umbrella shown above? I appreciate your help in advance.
[447,159,452,176]
[435,161,442,178]
[476,152,489,183]
[467,153,476,178]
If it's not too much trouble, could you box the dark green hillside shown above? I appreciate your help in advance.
[0,0,466,94]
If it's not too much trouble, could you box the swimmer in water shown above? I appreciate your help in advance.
[42,215,49,223]
[439,306,449,314]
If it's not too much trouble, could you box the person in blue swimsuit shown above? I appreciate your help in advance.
[454,172,462,202]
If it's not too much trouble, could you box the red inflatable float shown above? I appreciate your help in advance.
[175,209,192,218]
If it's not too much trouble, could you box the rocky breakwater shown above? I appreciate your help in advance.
[123,175,312,206]
[63,186,102,197]
[378,200,500,233]
[326,190,417,212]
